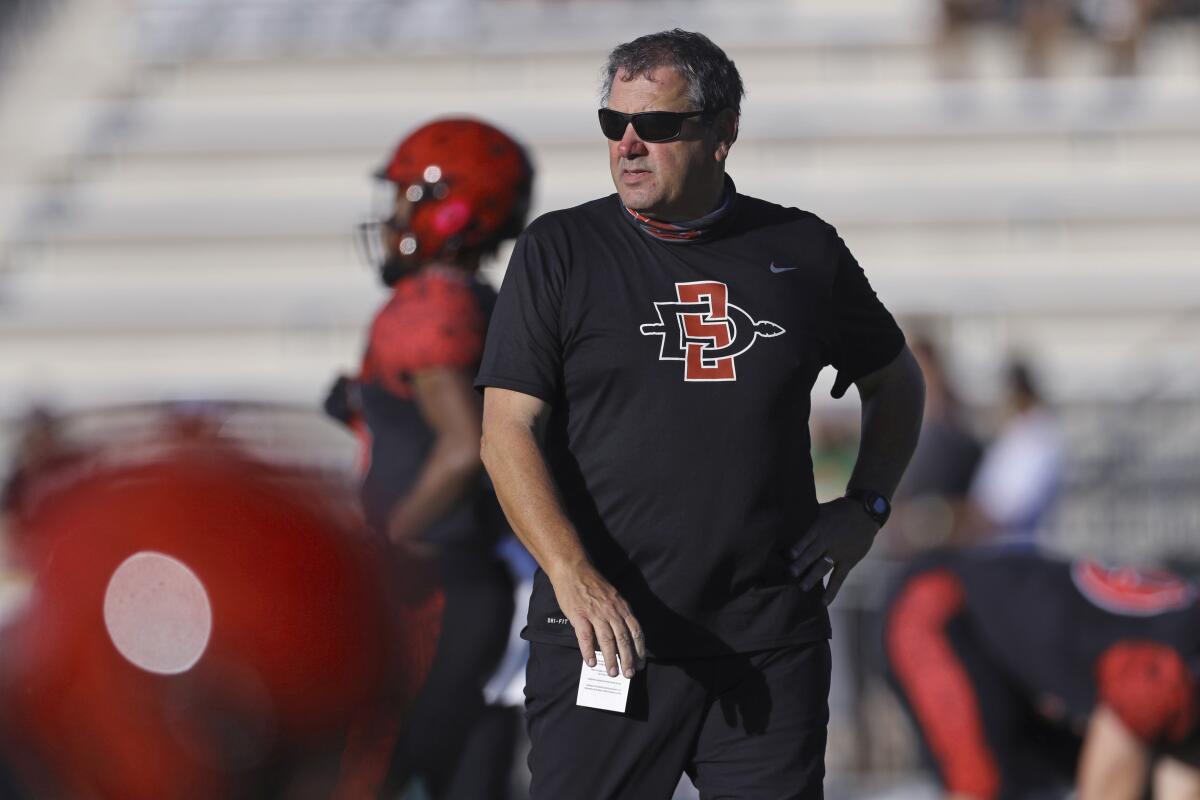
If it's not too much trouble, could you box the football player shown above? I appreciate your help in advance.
[885,548,1200,800]
[325,118,533,799]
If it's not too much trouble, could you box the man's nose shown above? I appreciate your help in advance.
[618,124,647,158]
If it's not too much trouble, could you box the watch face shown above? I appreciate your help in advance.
[870,496,889,515]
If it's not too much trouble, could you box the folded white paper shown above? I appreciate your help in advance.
[576,651,631,713]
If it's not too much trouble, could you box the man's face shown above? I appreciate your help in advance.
[606,66,726,221]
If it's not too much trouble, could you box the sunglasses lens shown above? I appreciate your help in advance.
[599,109,701,142]
[598,109,629,141]
[632,112,683,142]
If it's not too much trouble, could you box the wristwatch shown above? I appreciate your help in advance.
[845,488,891,527]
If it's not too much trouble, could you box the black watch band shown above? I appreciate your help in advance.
[845,488,891,527]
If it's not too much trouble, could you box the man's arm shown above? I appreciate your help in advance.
[789,345,925,603]
[480,387,645,678]
[845,343,926,498]
[385,368,485,552]
[1078,705,1152,800]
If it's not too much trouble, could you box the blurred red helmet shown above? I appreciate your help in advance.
[0,410,439,799]
[364,117,533,281]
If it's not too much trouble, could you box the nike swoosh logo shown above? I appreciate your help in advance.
[769,262,799,273]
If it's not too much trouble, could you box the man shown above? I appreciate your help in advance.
[967,358,1063,545]
[324,118,532,798]
[885,548,1200,799]
[476,30,925,798]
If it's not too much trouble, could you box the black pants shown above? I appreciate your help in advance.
[525,640,831,800]
[387,549,517,799]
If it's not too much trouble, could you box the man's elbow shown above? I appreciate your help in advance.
[480,391,545,475]
[890,350,926,432]
[861,346,925,405]
[479,422,512,478]
[899,348,926,405]
[479,428,497,475]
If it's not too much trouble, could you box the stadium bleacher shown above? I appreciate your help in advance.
[4,2,1199,524]
[0,2,1198,542]
[2,2,1200,795]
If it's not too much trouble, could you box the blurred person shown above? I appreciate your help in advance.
[885,547,1200,800]
[477,29,925,798]
[1019,0,1072,77]
[936,0,998,80]
[889,336,984,553]
[0,408,408,799]
[324,117,533,799]
[937,0,1166,78]
[840,336,984,776]
[966,358,1064,545]
[937,0,1071,78]
[1078,0,1170,75]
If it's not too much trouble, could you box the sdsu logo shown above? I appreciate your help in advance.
[639,281,785,381]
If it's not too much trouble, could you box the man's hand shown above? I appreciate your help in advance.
[547,561,645,679]
[483,387,649,677]
[787,346,923,605]
[788,497,881,605]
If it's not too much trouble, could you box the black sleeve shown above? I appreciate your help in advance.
[474,222,566,403]
[827,232,905,399]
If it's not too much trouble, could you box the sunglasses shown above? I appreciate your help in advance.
[597,108,712,143]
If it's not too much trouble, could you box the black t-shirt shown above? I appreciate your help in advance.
[953,550,1200,746]
[476,191,905,657]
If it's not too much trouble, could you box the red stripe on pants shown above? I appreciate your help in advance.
[886,570,1000,800]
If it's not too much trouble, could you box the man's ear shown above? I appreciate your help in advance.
[713,109,739,162]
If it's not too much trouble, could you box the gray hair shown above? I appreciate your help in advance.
[600,29,745,117]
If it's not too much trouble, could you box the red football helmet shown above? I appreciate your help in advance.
[0,404,441,799]
[362,117,533,281]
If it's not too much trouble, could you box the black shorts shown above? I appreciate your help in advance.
[884,567,1079,800]
[524,640,831,800]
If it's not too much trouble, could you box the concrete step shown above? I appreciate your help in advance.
[6,241,1199,326]
[131,1,1199,85]
[3,309,1197,423]
[70,129,1200,185]
[18,170,1200,249]
[0,332,358,417]
[52,134,1200,214]
[87,77,1200,162]
[18,211,1200,264]
[131,0,933,65]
